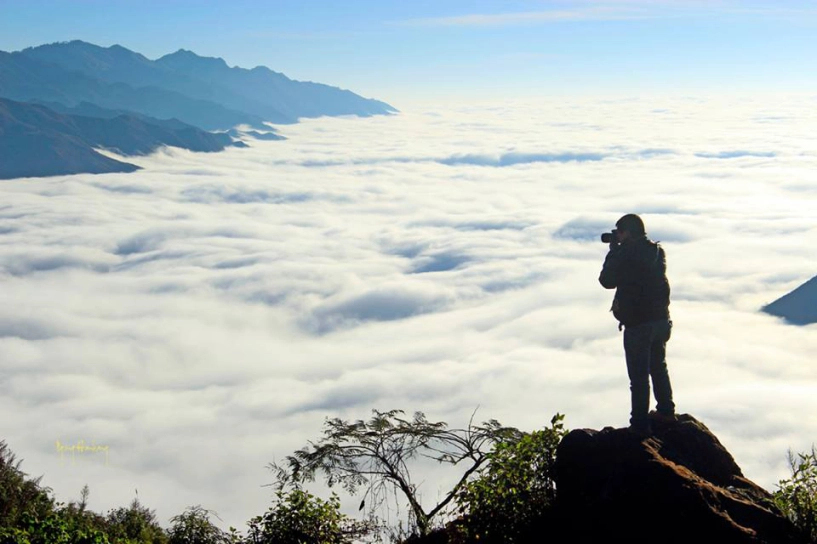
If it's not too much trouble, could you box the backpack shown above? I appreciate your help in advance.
[610,241,666,327]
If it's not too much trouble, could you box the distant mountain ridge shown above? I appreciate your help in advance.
[0,49,268,131]
[0,40,396,179]
[13,40,396,128]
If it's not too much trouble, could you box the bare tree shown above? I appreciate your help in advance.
[269,409,520,537]
[79,484,90,512]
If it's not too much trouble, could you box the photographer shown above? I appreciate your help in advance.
[599,214,676,435]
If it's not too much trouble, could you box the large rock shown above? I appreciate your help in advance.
[554,414,803,544]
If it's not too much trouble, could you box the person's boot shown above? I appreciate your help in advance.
[628,419,652,437]
[649,410,678,423]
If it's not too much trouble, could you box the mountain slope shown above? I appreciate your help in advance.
[763,275,817,325]
[156,48,397,119]
[0,97,240,179]
[0,127,139,179]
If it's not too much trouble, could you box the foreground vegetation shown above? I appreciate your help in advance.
[1,411,815,543]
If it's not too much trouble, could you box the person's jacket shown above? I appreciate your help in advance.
[599,235,670,327]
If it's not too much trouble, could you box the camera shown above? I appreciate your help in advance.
[600,229,618,244]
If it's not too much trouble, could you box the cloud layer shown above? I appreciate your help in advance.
[1,94,817,530]
[399,1,817,27]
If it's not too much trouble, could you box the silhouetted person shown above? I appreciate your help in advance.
[599,214,676,434]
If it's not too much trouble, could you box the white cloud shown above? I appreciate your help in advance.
[401,7,652,27]
[1,93,817,531]
[396,1,817,28]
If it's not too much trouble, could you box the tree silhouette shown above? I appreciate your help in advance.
[269,409,519,537]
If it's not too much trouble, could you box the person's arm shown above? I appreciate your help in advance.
[600,241,640,289]
[599,245,624,289]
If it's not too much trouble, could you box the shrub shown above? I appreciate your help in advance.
[106,498,168,544]
[0,441,54,530]
[455,414,566,543]
[17,503,111,544]
[167,505,232,544]
[245,488,364,544]
[0,440,111,543]
[774,446,817,543]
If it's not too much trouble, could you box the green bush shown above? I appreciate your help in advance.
[0,440,111,543]
[455,414,566,544]
[106,499,168,544]
[774,446,817,543]
[167,505,233,544]
[0,527,32,544]
[0,495,112,544]
[18,503,111,544]
[0,441,54,531]
[246,488,365,544]
[0,440,241,544]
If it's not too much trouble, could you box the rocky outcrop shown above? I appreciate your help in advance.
[409,414,803,544]
[554,414,803,543]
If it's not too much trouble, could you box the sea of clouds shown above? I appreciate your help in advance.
[1,94,816,531]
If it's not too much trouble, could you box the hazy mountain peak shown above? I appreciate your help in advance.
[762,275,817,325]
[157,49,230,71]
[27,40,121,54]
[250,64,285,77]
[22,40,153,69]
[25,39,93,49]
[109,44,133,53]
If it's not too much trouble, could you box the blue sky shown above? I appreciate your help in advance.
[1,0,816,105]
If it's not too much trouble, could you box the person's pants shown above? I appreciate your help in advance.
[623,318,675,426]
